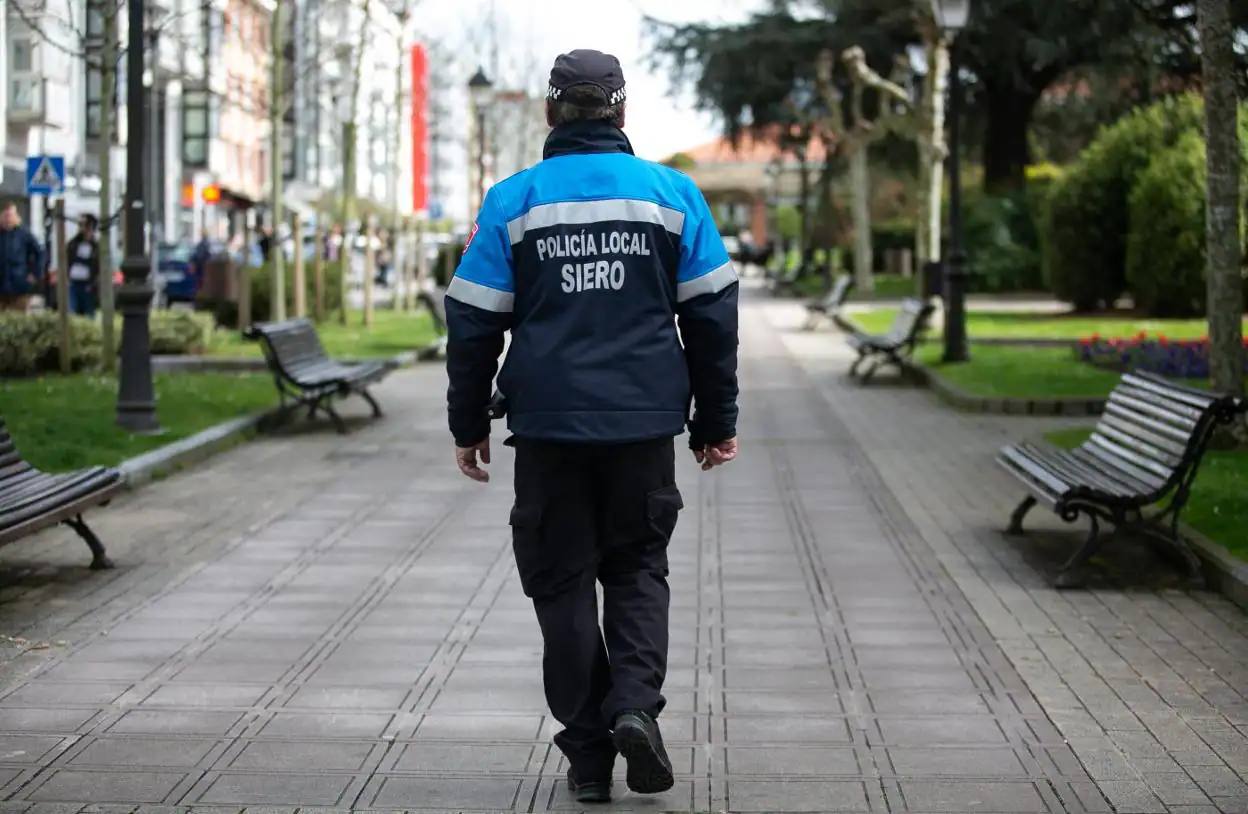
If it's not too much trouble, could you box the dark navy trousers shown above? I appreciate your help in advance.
[509,436,681,776]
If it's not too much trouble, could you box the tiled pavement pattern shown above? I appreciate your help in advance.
[0,293,1233,812]
[775,301,1248,814]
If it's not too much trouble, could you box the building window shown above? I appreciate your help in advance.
[183,87,210,166]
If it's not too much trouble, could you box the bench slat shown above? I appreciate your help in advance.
[1102,401,1195,447]
[1093,420,1185,470]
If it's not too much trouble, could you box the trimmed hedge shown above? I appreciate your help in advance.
[0,310,215,376]
[0,312,102,376]
[1126,133,1208,317]
[1042,94,1205,310]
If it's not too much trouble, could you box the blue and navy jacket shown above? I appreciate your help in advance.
[445,120,739,447]
[0,225,44,296]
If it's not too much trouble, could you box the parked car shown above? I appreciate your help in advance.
[156,242,200,304]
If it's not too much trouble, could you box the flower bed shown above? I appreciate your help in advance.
[1077,332,1248,379]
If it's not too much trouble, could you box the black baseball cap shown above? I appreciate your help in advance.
[547,49,626,105]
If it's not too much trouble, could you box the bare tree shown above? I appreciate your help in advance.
[269,0,287,321]
[1198,0,1244,405]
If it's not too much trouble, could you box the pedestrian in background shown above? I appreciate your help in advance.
[66,214,101,317]
[445,49,739,804]
[0,202,44,312]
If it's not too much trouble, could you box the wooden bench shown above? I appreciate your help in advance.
[803,274,853,330]
[0,419,121,569]
[998,371,1243,588]
[845,298,934,383]
[246,318,392,434]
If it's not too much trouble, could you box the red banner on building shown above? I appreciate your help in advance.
[410,44,428,213]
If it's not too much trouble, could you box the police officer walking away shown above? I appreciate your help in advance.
[445,50,739,803]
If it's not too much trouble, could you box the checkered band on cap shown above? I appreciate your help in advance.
[546,83,627,104]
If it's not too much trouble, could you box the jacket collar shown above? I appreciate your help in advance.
[543,120,634,160]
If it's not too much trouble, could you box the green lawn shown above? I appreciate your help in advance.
[0,373,278,472]
[796,273,916,301]
[1047,427,1248,561]
[849,307,1240,340]
[207,309,438,359]
[914,344,1124,399]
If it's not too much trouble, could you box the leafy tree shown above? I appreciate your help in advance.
[648,0,1246,191]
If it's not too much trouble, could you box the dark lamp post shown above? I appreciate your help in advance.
[932,0,971,363]
[467,67,492,215]
[116,0,160,432]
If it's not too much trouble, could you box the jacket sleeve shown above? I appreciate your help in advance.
[445,188,514,447]
[25,231,44,280]
[674,185,740,449]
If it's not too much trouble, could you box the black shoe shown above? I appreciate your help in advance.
[612,710,674,794]
[567,768,612,803]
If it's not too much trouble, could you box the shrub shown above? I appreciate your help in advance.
[963,189,1043,293]
[147,310,214,355]
[1126,134,1208,317]
[0,312,102,376]
[1041,94,1205,310]
[207,259,344,328]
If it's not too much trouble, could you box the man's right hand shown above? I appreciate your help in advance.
[693,437,738,471]
[455,438,491,483]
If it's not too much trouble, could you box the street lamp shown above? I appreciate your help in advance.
[116,0,160,432]
[467,67,492,215]
[932,0,971,363]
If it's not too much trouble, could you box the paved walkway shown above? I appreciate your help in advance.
[0,294,1241,812]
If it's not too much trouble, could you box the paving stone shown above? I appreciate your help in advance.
[727,780,869,811]
[0,708,98,734]
[107,712,241,737]
[281,686,409,711]
[257,712,391,738]
[887,747,1027,776]
[725,716,850,744]
[388,743,533,773]
[140,686,267,709]
[69,738,219,768]
[413,714,543,741]
[227,741,374,771]
[898,780,1048,812]
[724,747,859,776]
[876,716,1007,746]
[2,683,131,707]
[193,773,354,806]
[0,734,66,764]
[367,777,521,808]
[28,771,186,804]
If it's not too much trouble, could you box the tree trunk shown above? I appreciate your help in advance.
[97,8,118,371]
[849,146,873,294]
[1199,0,1245,401]
[269,0,286,321]
[338,0,371,326]
[917,35,948,269]
[982,84,1039,192]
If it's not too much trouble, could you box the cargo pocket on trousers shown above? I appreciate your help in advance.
[509,504,546,598]
[645,484,684,542]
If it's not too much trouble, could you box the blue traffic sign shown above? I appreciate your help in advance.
[428,200,444,220]
[25,155,65,195]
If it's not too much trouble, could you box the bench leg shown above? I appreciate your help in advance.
[849,351,867,378]
[321,399,349,434]
[1055,513,1103,589]
[1140,516,1206,589]
[860,359,882,384]
[357,387,383,419]
[1006,496,1037,535]
[63,515,114,570]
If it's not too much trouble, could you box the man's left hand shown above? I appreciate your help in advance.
[456,438,491,483]
[693,437,738,471]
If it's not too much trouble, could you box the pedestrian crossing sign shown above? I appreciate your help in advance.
[25,155,65,195]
